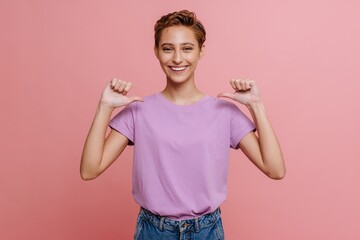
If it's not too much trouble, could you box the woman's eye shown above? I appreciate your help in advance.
[163,48,172,52]
[183,47,193,51]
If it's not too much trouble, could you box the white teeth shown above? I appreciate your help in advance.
[170,66,187,71]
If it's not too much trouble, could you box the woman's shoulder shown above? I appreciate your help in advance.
[143,93,159,102]
[206,95,238,109]
[126,93,160,110]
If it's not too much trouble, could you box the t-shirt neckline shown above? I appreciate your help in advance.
[156,92,210,108]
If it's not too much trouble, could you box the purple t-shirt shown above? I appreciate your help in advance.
[109,93,255,220]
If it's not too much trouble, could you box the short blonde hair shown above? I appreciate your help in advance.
[154,10,206,48]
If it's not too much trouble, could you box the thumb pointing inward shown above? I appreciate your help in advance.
[217,92,235,100]
[128,96,144,103]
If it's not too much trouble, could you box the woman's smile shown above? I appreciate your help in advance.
[169,65,188,72]
[155,25,204,85]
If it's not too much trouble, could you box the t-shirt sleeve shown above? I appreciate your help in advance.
[109,104,135,145]
[230,105,256,149]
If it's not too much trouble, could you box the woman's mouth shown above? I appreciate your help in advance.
[169,66,188,72]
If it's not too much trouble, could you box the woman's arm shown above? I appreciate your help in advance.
[80,104,128,180]
[80,79,143,180]
[239,102,285,179]
[218,79,285,179]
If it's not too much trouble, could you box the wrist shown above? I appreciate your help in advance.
[246,101,268,124]
[246,101,265,111]
[97,101,115,115]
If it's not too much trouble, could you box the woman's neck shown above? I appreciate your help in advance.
[161,80,204,105]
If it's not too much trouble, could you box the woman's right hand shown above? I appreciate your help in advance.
[100,78,143,109]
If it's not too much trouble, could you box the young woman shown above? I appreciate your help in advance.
[81,10,285,240]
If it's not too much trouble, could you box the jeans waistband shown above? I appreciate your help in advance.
[139,207,221,233]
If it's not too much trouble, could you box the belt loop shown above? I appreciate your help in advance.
[194,218,200,232]
[159,217,165,231]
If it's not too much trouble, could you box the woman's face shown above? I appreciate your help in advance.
[155,25,204,85]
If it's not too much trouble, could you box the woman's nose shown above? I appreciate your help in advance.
[172,51,182,64]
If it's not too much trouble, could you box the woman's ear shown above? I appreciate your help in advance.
[199,44,205,59]
[154,46,159,59]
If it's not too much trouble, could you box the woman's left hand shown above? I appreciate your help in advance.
[217,78,262,107]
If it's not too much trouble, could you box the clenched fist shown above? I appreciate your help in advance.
[100,78,143,109]
[218,78,261,107]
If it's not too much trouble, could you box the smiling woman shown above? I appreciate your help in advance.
[80,9,285,240]
[153,10,206,105]
[154,25,205,102]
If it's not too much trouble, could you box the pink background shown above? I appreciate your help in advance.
[1,0,359,239]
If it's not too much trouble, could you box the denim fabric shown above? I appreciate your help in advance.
[134,207,225,240]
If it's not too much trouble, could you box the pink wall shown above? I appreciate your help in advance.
[1,0,359,239]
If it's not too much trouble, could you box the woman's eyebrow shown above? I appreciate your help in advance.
[160,42,195,47]
[160,43,173,47]
[181,42,195,46]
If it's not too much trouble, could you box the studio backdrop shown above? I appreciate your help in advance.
[1,0,359,239]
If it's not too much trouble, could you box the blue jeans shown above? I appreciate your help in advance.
[134,207,225,240]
